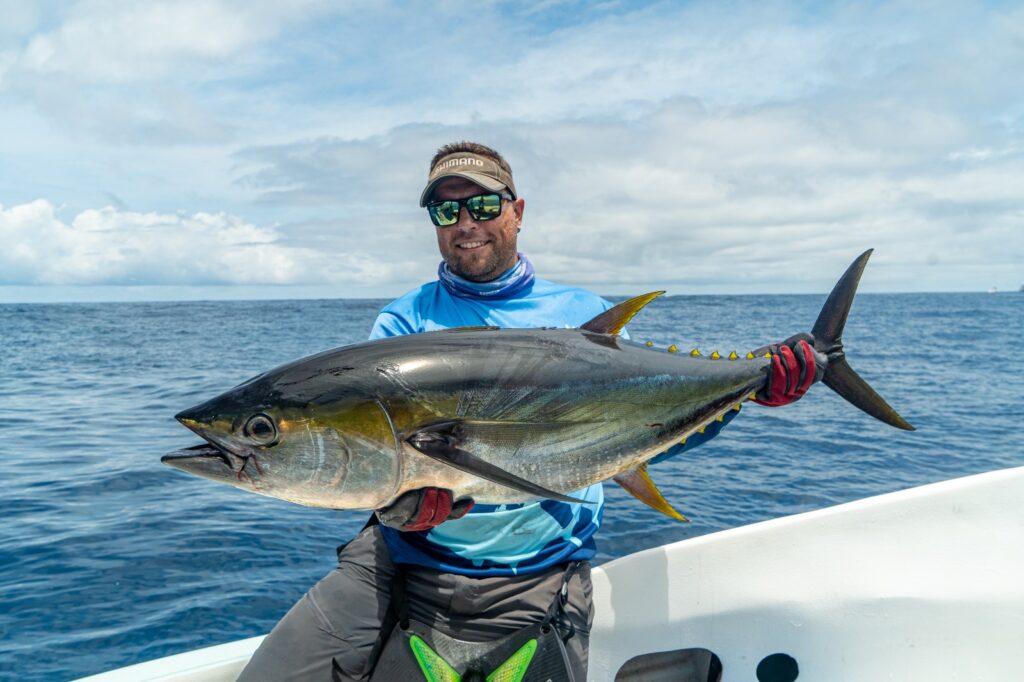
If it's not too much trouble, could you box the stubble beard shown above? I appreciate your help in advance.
[444,241,517,282]
[446,250,504,282]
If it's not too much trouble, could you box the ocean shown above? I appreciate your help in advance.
[1,292,1021,680]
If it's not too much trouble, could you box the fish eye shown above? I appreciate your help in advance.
[244,413,278,445]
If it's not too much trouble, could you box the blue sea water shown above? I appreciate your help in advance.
[1,292,1021,680]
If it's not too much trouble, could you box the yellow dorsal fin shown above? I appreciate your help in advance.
[580,291,665,336]
[612,464,689,522]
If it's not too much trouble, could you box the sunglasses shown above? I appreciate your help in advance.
[426,192,512,227]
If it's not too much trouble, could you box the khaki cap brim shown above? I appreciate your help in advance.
[419,152,517,206]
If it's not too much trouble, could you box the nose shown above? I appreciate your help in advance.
[454,206,478,230]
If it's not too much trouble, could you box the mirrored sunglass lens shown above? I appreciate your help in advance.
[430,201,460,225]
[467,194,502,219]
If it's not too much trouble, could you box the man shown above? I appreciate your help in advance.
[239,141,819,681]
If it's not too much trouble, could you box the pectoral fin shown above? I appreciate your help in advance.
[613,464,689,522]
[407,421,587,504]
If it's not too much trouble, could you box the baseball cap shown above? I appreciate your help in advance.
[419,152,518,207]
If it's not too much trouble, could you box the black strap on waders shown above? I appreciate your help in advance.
[369,562,581,682]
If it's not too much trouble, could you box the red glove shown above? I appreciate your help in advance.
[754,333,825,407]
[376,487,474,532]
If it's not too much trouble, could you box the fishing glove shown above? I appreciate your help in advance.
[376,487,474,532]
[754,333,826,407]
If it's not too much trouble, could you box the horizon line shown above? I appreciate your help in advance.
[1,288,1017,306]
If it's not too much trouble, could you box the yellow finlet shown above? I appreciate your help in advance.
[667,344,679,353]
[716,414,725,422]
[580,291,665,336]
[746,351,755,360]
[763,351,772,358]
[710,350,721,360]
[728,351,739,360]
[679,437,687,446]
[690,348,701,357]
[733,403,742,412]
[613,464,689,522]
[749,391,758,401]
[645,341,654,347]
[698,426,706,434]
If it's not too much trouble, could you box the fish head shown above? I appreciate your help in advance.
[162,370,402,510]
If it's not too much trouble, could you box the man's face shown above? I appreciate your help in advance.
[430,177,525,282]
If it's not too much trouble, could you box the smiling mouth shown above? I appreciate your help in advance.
[457,240,488,250]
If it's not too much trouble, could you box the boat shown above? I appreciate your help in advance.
[77,466,1024,681]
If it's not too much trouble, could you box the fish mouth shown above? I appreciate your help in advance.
[162,439,262,484]
[162,443,239,477]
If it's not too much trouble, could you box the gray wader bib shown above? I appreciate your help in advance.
[370,562,580,682]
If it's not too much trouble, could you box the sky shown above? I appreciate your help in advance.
[1,0,1022,302]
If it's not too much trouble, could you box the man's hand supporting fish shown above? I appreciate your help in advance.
[754,333,827,407]
[378,487,474,531]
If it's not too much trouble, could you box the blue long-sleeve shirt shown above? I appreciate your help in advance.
[370,269,735,575]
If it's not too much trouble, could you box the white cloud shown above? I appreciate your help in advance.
[0,0,338,145]
[12,83,1018,294]
[1,1,1022,297]
[14,0,327,83]
[0,200,397,286]
[227,94,1024,294]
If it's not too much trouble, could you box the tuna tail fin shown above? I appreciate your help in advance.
[811,249,915,431]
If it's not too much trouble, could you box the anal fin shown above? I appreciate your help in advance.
[613,464,689,522]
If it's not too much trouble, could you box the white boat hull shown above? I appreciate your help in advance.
[79,466,1024,681]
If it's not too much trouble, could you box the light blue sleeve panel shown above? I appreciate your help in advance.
[368,312,415,339]
[368,284,434,340]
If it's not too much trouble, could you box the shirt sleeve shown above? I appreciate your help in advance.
[649,405,740,465]
[368,310,417,340]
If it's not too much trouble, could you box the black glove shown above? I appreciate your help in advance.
[376,487,474,532]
